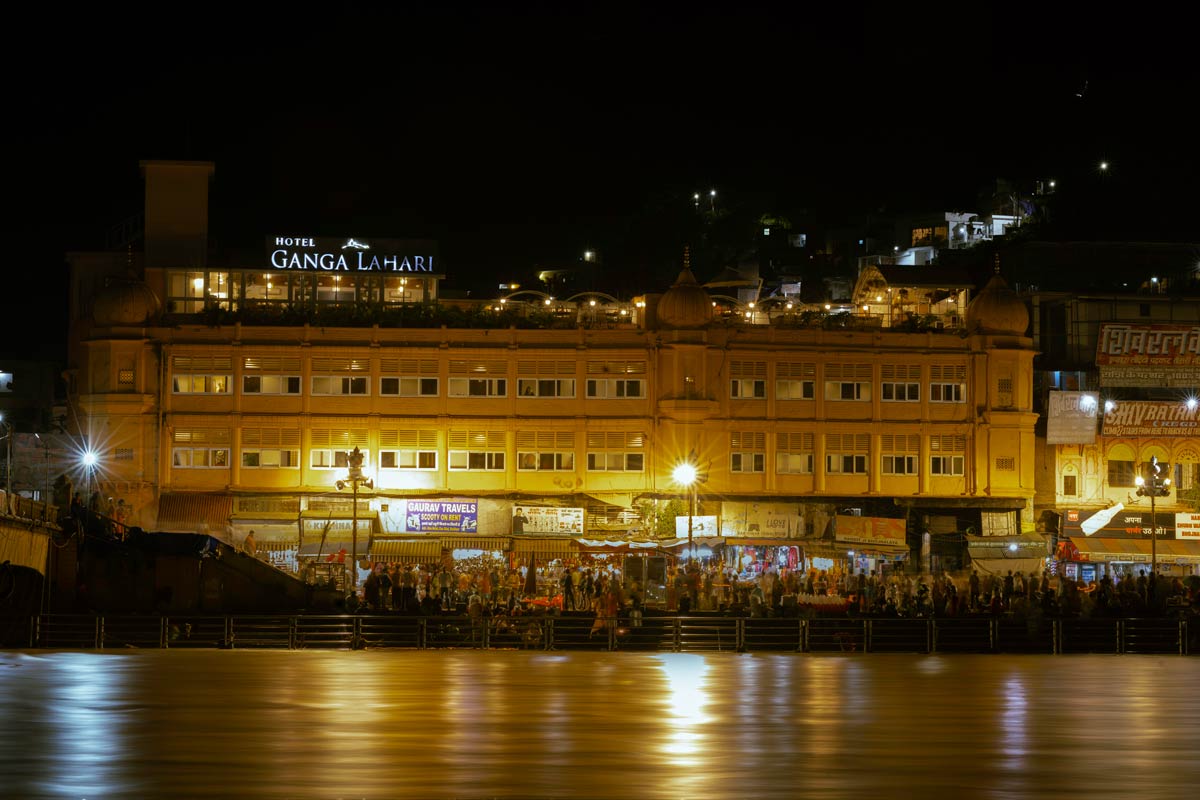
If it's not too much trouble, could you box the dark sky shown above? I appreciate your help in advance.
[4,3,1200,358]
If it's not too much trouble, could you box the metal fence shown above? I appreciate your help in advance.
[2,614,1196,654]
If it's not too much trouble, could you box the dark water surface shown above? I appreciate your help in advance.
[1,650,1197,799]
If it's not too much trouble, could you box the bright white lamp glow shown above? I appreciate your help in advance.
[1187,397,1198,411]
[673,462,698,487]
[82,451,98,468]
[1104,400,1116,413]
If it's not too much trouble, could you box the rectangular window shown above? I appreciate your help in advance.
[776,379,815,400]
[586,378,645,398]
[172,375,231,394]
[930,383,965,402]
[730,379,766,399]
[448,430,506,471]
[882,383,920,402]
[1063,475,1077,496]
[826,381,870,401]
[242,375,301,395]
[883,455,918,475]
[448,377,507,397]
[586,431,645,472]
[380,449,438,470]
[114,448,134,461]
[311,376,369,395]
[173,448,230,468]
[776,431,814,474]
[825,432,869,474]
[517,430,575,472]
[1108,460,1136,487]
[241,449,300,468]
[311,449,369,469]
[827,454,867,474]
[730,431,766,473]
[118,369,135,387]
[380,376,439,396]
[931,455,965,476]
[518,378,576,398]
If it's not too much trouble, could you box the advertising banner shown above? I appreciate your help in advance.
[674,516,719,537]
[1175,512,1200,540]
[834,516,906,545]
[1097,323,1200,387]
[1101,401,1200,437]
[720,501,804,538]
[1046,391,1099,444]
[1062,507,1173,539]
[401,499,478,533]
[512,505,584,535]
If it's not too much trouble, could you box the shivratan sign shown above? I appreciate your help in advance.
[1102,401,1200,437]
[1097,323,1200,387]
[267,236,438,273]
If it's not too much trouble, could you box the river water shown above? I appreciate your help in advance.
[1,650,1197,799]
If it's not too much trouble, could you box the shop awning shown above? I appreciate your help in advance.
[660,537,726,548]
[372,539,443,560]
[575,538,660,551]
[1068,536,1200,564]
[723,538,803,547]
[157,493,233,533]
[228,523,301,542]
[297,540,369,559]
[511,537,575,556]
[439,537,510,551]
[970,557,1046,576]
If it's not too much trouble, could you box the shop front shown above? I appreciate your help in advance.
[964,533,1048,579]
[1061,506,1199,578]
[833,515,910,577]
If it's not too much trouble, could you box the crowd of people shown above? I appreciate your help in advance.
[340,558,1200,622]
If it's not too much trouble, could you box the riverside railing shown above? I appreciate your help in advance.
[1,614,1195,654]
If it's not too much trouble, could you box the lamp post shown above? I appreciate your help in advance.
[0,414,11,514]
[672,461,699,563]
[1135,455,1171,588]
[336,446,373,592]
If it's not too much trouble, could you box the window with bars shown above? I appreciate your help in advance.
[117,369,135,388]
[517,430,575,471]
[311,376,369,395]
[241,427,301,469]
[379,430,438,470]
[730,431,766,473]
[931,455,965,475]
[586,431,645,472]
[448,430,506,471]
[776,431,814,474]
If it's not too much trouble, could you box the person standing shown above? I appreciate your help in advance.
[242,530,258,558]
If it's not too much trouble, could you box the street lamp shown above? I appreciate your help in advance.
[336,446,373,591]
[0,414,11,514]
[1134,455,1171,587]
[672,461,699,563]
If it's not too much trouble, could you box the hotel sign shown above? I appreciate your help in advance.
[267,236,438,273]
[1102,401,1200,437]
[1097,323,1200,387]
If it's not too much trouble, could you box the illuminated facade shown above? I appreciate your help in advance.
[66,162,1039,566]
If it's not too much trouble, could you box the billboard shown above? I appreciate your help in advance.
[1097,323,1200,387]
[674,516,719,537]
[1062,507,1173,539]
[1046,391,1099,444]
[1175,512,1200,540]
[720,501,804,537]
[834,516,906,545]
[1101,401,1200,437]
[401,499,478,533]
[512,505,584,535]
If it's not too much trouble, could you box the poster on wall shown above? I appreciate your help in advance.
[401,499,478,532]
[1175,512,1200,540]
[720,501,804,538]
[1046,391,1099,444]
[675,516,719,537]
[513,505,584,535]
[1097,323,1200,387]
[833,515,906,545]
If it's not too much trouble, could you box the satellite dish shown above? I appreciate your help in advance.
[1080,503,1123,536]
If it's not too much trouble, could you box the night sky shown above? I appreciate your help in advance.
[4,3,1199,359]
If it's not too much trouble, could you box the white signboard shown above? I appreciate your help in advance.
[1046,391,1099,444]
[1175,512,1200,540]
[675,515,719,537]
[720,501,803,537]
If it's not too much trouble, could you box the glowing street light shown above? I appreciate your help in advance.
[336,446,373,592]
[673,461,700,563]
[1135,456,1171,583]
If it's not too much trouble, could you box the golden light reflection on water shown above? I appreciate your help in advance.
[44,653,132,798]
[654,653,711,763]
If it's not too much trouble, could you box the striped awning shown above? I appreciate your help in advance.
[372,539,443,560]
[575,538,661,551]
[1069,536,1200,564]
[439,537,510,551]
[511,537,576,555]
[157,493,233,532]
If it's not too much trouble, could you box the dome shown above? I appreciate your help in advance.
[92,280,161,327]
[656,267,712,329]
[967,272,1029,336]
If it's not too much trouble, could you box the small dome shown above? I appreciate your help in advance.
[93,280,161,326]
[967,273,1028,336]
[656,267,712,329]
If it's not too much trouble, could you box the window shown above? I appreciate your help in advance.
[173,447,230,468]
[243,375,301,395]
[380,376,439,397]
[930,364,966,403]
[827,381,870,401]
[448,377,507,397]
[825,432,869,474]
[1108,460,1136,487]
[586,431,645,472]
[777,362,816,400]
[166,270,239,313]
[311,376,369,395]
[930,383,964,402]
[586,378,645,398]
[448,430,506,471]
[882,433,920,475]
[996,457,1016,471]
[931,455,965,475]
[118,369,135,388]
[730,379,766,399]
[518,378,576,398]
[881,365,920,402]
[309,428,369,469]
[882,382,920,401]
[883,455,917,475]
[730,431,766,473]
[172,375,231,394]
[311,449,369,469]
[1063,475,1077,496]
[379,430,438,470]
[0,371,13,392]
[776,431,814,474]
[517,430,575,472]
[241,427,301,469]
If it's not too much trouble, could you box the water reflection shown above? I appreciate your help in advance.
[654,653,711,762]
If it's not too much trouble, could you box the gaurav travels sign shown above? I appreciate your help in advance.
[401,499,478,533]
[1097,323,1200,387]
[267,236,438,273]
[1101,401,1200,437]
